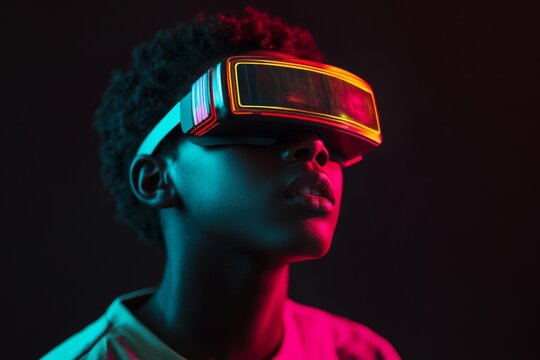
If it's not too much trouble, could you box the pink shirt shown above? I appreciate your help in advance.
[41,288,400,360]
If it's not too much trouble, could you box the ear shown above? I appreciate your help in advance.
[129,155,178,208]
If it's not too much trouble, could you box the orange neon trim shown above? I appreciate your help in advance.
[225,57,381,143]
[259,112,380,145]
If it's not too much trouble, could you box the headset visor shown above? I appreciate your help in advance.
[229,59,380,141]
[136,54,382,167]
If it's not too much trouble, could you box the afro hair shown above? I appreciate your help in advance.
[93,6,324,248]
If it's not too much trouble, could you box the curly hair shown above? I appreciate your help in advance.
[93,6,324,248]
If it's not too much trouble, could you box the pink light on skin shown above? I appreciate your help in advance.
[128,127,401,359]
[273,299,402,359]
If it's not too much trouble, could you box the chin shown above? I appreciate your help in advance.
[285,220,335,262]
[248,216,337,263]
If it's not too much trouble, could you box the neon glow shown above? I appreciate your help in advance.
[226,57,381,145]
[192,71,211,125]
[135,53,382,167]
[190,68,218,136]
[213,63,225,111]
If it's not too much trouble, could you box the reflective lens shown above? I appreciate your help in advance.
[234,62,379,132]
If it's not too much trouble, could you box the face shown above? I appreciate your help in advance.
[165,131,343,264]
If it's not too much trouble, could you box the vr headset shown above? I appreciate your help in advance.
[135,51,382,167]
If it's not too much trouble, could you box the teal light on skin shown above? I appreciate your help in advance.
[130,130,343,359]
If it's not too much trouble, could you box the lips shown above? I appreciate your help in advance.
[284,170,336,205]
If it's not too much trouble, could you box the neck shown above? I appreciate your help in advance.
[135,232,289,360]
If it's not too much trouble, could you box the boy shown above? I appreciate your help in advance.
[42,7,400,360]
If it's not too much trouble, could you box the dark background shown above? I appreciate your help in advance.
[1,0,538,359]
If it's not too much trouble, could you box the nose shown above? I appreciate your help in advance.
[280,131,330,167]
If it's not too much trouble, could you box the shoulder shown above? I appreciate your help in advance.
[39,288,180,360]
[286,299,401,360]
[40,315,111,360]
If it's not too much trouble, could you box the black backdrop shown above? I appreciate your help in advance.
[1,1,538,359]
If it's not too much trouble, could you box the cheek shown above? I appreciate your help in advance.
[174,146,278,228]
[170,143,344,258]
